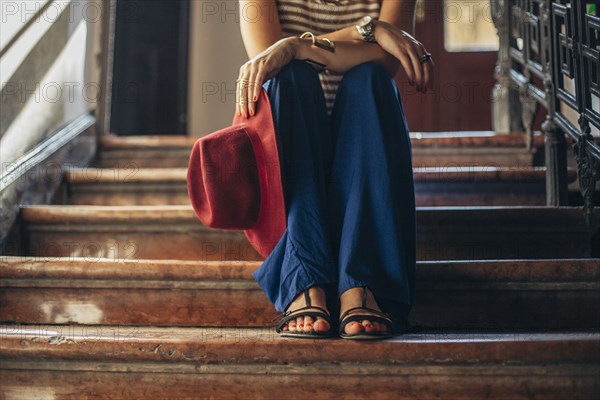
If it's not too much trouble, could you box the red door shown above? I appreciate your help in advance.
[394,0,499,132]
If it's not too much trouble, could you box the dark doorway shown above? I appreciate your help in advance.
[110,0,190,135]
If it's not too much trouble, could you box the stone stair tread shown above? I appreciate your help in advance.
[3,327,597,399]
[20,205,195,223]
[0,257,257,281]
[2,257,597,328]
[413,166,577,183]
[61,166,582,207]
[1,324,598,365]
[2,257,598,284]
[17,205,597,261]
[100,135,197,150]
[20,205,600,226]
[100,132,543,151]
[65,166,577,184]
[98,133,545,169]
[410,131,544,148]
[65,168,188,183]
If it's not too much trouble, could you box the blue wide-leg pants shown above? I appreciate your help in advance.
[252,60,416,334]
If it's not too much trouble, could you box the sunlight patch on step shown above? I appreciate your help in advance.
[3,387,55,400]
[40,302,104,324]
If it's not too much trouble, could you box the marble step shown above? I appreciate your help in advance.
[1,325,598,399]
[1,257,598,329]
[96,132,543,168]
[97,135,196,168]
[15,205,599,261]
[61,167,189,206]
[60,166,577,206]
[410,131,544,168]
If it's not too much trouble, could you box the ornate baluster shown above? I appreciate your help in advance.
[491,0,514,133]
[493,0,598,217]
[520,78,540,150]
[570,1,600,224]
[574,117,599,225]
[548,0,600,222]
[541,117,569,206]
[541,0,569,205]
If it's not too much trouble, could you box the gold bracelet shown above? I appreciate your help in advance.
[299,31,336,53]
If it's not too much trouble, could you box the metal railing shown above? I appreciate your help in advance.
[492,0,600,225]
[0,112,95,246]
[0,112,95,192]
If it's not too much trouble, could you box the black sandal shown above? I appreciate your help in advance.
[274,289,334,338]
[338,286,393,340]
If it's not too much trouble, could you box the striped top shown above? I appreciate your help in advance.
[276,0,382,115]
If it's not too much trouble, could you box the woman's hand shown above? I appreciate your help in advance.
[236,37,297,118]
[374,20,434,93]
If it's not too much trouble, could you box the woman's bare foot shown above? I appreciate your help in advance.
[339,287,391,335]
[280,286,331,334]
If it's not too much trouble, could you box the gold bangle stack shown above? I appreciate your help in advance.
[298,31,335,72]
[299,31,335,53]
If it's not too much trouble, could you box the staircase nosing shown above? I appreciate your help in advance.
[3,360,596,376]
[1,326,598,365]
[63,166,578,185]
[19,205,600,226]
[2,279,597,291]
[2,257,598,280]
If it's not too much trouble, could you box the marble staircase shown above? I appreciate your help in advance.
[1,132,599,399]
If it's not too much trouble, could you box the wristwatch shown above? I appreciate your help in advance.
[355,15,377,42]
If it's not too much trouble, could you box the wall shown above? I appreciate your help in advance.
[0,0,102,244]
[188,0,248,137]
[1,0,100,165]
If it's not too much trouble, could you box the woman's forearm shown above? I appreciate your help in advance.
[304,0,418,77]
[236,0,430,117]
[314,0,417,41]
[291,36,399,77]
[315,25,361,42]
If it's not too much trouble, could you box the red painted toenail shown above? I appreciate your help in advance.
[305,323,313,327]
[365,324,373,328]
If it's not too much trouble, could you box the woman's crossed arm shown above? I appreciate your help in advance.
[237,0,433,118]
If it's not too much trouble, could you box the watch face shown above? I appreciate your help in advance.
[359,15,372,27]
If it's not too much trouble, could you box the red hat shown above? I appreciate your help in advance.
[187,88,286,258]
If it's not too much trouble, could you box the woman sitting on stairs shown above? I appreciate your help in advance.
[236,0,434,339]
